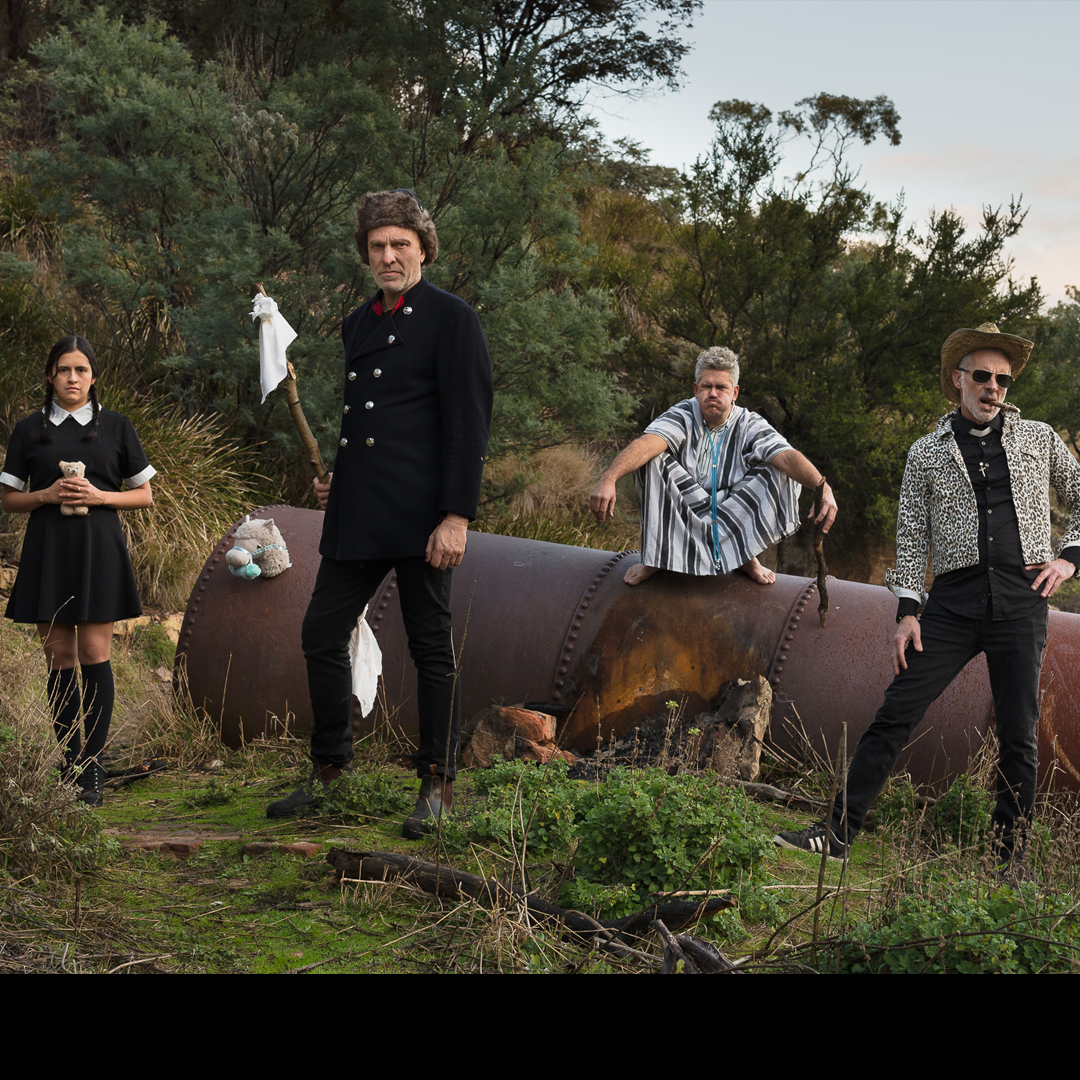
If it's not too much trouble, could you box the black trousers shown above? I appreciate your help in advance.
[831,604,1048,857]
[301,555,461,779]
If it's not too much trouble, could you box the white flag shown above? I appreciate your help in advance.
[348,605,384,718]
[251,292,298,403]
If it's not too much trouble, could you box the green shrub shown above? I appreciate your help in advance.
[458,756,586,859]
[320,769,416,822]
[828,883,1080,973]
[183,778,235,808]
[448,760,775,929]
[934,772,994,848]
[563,767,771,918]
[875,777,920,828]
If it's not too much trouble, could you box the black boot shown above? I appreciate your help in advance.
[76,760,106,807]
[266,761,342,819]
[402,771,453,839]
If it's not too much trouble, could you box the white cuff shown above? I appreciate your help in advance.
[0,472,26,491]
[126,465,156,487]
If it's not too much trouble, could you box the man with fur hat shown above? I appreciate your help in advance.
[775,322,1080,871]
[268,189,493,837]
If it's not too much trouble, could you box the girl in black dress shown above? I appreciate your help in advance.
[1,336,155,804]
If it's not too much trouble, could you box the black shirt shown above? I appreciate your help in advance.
[896,412,1046,622]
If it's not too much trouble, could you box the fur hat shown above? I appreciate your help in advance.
[354,189,438,267]
[940,322,1033,404]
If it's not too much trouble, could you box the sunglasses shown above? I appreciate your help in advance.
[957,367,1014,389]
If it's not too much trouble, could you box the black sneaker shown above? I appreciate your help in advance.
[773,821,848,860]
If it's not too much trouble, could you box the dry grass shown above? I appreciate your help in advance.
[479,443,640,552]
[111,396,276,610]
[0,621,166,973]
[486,444,604,518]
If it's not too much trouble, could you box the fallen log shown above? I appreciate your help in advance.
[653,919,742,974]
[326,848,732,945]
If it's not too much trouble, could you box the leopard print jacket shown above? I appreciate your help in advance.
[885,411,1080,603]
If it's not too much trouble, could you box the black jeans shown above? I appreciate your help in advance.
[301,556,461,778]
[832,604,1048,856]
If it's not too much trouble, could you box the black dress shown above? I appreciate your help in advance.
[2,409,153,624]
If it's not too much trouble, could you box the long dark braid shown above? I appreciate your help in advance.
[38,381,55,443]
[37,334,99,443]
[84,382,100,442]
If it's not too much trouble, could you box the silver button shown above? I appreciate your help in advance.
[373,368,382,377]
[348,371,356,381]
[388,335,396,344]
[366,437,374,447]
[339,438,348,447]
[365,401,373,410]
[343,405,350,414]
[403,306,412,315]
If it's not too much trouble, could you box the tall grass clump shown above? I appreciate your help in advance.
[0,622,112,884]
[478,443,640,552]
[111,394,276,610]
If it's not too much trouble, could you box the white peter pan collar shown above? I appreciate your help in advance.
[48,401,95,426]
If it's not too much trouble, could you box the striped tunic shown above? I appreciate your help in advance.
[635,400,802,575]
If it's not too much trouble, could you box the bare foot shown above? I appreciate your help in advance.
[624,563,661,586]
[739,557,776,585]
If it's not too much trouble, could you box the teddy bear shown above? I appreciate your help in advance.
[59,461,88,516]
[225,516,291,580]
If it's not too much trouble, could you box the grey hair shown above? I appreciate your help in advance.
[961,347,1014,372]
[694,346,740,385]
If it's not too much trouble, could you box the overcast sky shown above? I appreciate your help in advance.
[585,0,1079,307]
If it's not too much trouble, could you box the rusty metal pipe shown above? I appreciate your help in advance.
[177,506,1080,793]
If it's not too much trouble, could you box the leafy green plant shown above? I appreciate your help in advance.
[320,768,415,822]
[828,882,1080,974]
[875,776,920,828]
[934,772,994,848]
[564,767,771,918]
[456,756,586,859]
[183,778,235,808]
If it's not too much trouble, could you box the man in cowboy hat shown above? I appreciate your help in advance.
[775,322,1080,869]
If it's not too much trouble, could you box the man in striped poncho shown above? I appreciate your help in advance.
[590,347,837,586]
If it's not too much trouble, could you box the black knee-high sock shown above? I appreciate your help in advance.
[81,660,114,762]
[47,667,81,755]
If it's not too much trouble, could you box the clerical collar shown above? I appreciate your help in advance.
[952,411,1003,439]
[372,294,405,317]
[47,401,94,426]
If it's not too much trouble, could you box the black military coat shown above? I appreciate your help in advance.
[320,276,493,561]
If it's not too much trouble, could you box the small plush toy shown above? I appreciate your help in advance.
[59,461,88,516]
[226,516,291,580]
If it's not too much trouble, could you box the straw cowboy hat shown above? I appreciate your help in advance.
[940,321,1034,404]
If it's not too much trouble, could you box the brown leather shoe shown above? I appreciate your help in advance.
[402,772,453,839]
